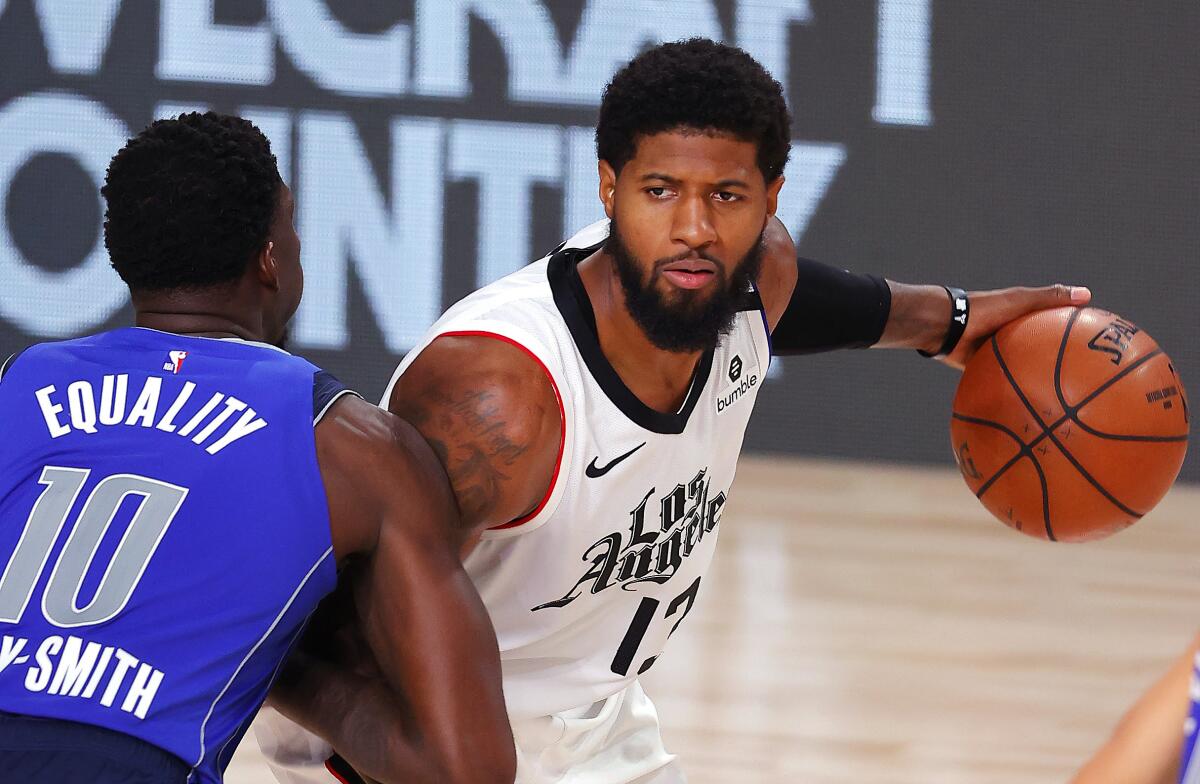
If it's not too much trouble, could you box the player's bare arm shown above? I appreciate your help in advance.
[1071,633,1198,784]
[262,339,556,783]
[261,337,559,781]
[388,334,562,537]
[270,394,515,784]
[757,215,1092,368]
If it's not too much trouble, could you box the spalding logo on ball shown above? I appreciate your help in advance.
[951,307,1189,542]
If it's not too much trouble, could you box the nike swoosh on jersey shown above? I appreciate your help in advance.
[585,442,647,478]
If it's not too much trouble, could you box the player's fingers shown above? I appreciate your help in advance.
[1024,283,1091,308]
[968,285,1092,334]
[981,285,1090,320]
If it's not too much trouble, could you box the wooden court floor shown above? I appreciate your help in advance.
[229,455,1200,784]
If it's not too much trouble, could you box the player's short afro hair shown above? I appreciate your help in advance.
[102,111,282,292]
[596,38,791,182]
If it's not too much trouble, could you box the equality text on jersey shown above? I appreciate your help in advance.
[33,374,268,455]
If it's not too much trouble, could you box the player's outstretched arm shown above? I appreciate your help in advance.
[1071,633,1198,784]
[879,280,1091,368]
[273,396,515,784]
[387,334,563,538]
[756,216,1092,369]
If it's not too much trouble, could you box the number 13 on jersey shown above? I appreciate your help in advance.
[611,576,702,676]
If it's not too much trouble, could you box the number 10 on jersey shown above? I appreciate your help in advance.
[0,466,187,628]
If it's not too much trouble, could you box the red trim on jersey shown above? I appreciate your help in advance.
[324,758,352,784]
[437,330,566,532]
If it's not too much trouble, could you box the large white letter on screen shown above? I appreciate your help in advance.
[267,0,409,97]
[32,0,122,75]
[447,121,561,286]
[564,126,604,235]
[0,94,129,335]
[775,143,845,241]
[414,0,561,100]
[734,0,811,104]
[158,0,274,85]
[239,108,293,187]
[874,0,932,126]
[559,0,723,106]
[294,114,444,352]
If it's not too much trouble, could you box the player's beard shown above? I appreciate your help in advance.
[606,217,764,354]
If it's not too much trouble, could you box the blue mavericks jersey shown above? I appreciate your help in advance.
[0,328,342,783]
[1180,652,1200,783]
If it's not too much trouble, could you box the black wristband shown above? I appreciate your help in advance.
[917,286,969,359]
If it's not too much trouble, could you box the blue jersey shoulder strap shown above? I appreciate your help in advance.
[313,370,360,424]
[0,347,28,383]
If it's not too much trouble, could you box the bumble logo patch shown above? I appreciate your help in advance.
[716,354,758,415]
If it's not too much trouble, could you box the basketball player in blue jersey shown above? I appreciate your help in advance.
[1073,634,1200,783]
[257,40,1092,783]
[0,112,514,784]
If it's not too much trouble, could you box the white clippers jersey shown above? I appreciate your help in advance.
[382,221,771,719]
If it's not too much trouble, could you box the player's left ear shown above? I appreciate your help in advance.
[256,241,280,291]
[598,160,617,219]
[765,175,784,218]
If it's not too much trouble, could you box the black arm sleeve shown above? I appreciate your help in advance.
[770,257,892,355]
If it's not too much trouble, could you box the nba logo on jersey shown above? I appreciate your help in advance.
[163,351,188,374]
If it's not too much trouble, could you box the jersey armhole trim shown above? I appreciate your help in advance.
[323,755,361,784]
[437,330,567,535]
[313,390,361,426]
[0,348,27,383]
[745,285,773,369]
[313,369,362,426]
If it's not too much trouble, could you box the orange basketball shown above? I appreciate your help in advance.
[950,307,1189,541]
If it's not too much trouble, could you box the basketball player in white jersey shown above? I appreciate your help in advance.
[256,38,1091,783]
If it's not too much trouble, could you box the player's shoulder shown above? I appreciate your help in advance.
[755,216,799,328]
[0,331,106,372]
[435,257,561,334]
[0,346,28,382]
[387,227,609,409]
[0,331,124,385]
[385,332,562,532]
[317,393,412,459]
[395,332,560,443]
[316,392,459,548]
[433,219,610,333]
[10,327,311,368]
[388,222,611,427]
[402,228,584,403]
[316,395,442,503]
[1,329,353,419]
[311,368,361,425]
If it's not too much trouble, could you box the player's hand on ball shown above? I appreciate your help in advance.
[943,284,1092,369]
